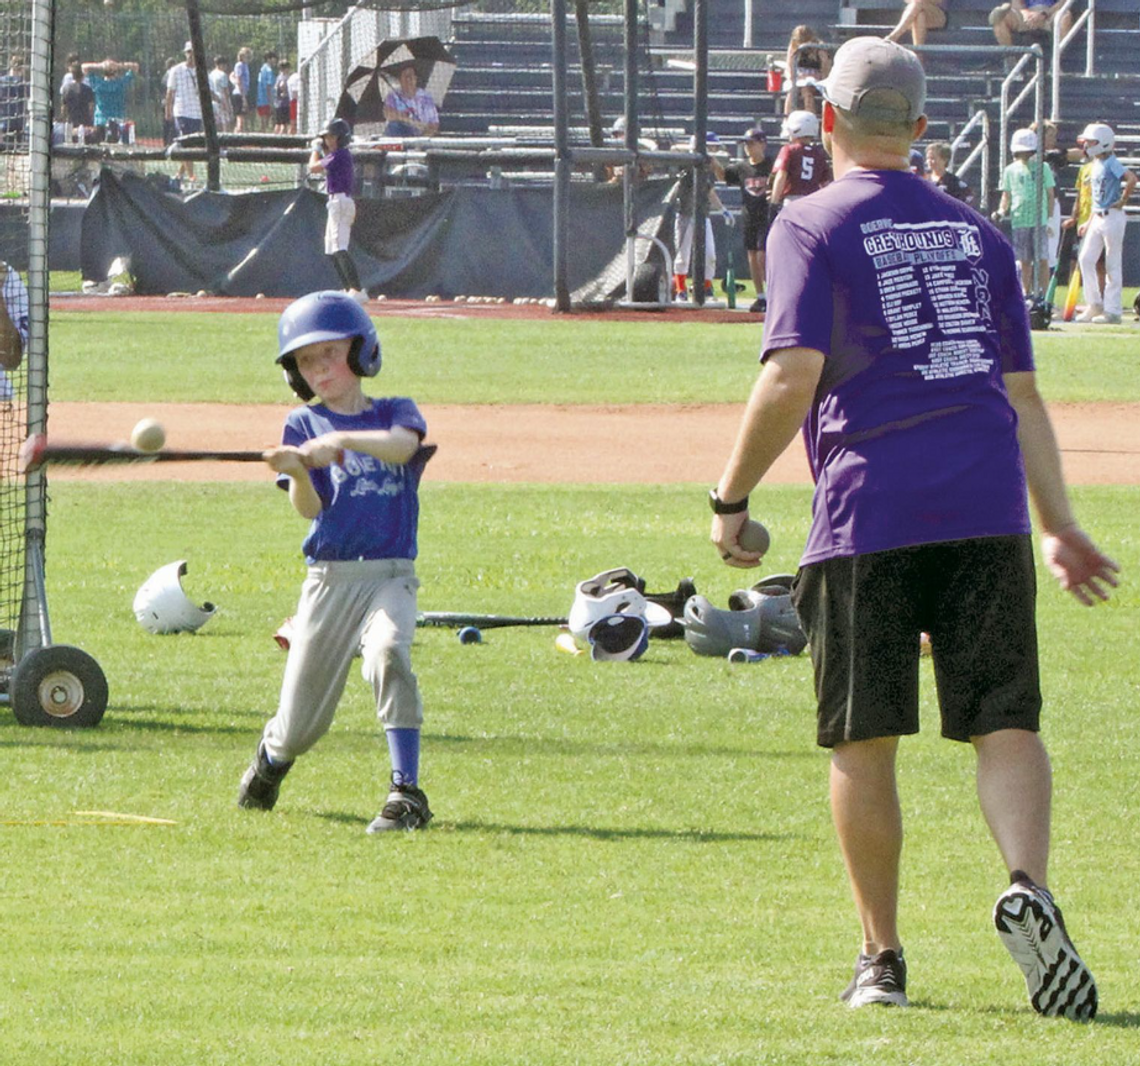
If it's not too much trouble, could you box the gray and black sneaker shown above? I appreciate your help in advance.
[237,743,293,811]
[994,870,1097,1020]
[366,780,433,833]
[839,948,909,1008]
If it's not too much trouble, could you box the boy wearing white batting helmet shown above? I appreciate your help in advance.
[238,290,434,833]
[768,109,832,208]
[1074,121,1137,324]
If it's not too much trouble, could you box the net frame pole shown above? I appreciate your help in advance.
[691,0,709,307]
[622,0,640,303]
[552,0,572,312]
[19,0,53,658]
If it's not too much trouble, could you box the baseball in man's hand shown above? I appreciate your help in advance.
[130,418,166,453]
[738,519,771,556]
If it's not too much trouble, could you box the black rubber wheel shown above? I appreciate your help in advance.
[631,261,668,304]
[11,645,108,728]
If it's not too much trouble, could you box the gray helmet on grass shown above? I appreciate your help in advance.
[684,586,806,658]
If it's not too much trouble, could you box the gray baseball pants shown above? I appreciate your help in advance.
[262,558,423,763]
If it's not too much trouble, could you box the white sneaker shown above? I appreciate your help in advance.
[994,871,1097,1021]
[1075,305,1103,323]
[1091,313,1122,325]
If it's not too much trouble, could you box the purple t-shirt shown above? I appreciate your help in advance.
[762,169,1034,565]
[318,147,354,196]
[278,397,428,563]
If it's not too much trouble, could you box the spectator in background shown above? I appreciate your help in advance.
[783,25,831,117]
[231,46,252,133]
[59,51,81,96]
[925,142,975,205]
[273,59,292,135]
[209,55,234,133]
[81,58,139,132]
[990,1,1072,48]
[670,131,731,302]
[885,0,947,47]
[383,64,439,137]
[287,63,301,135]
[60,59,95,134]
[257,50,277,131]
[0,55,28,146]
[166,41,202,183]
[161,56,179,147]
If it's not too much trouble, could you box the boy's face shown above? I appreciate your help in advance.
[293,338,359,404]
[925,147,945,174]
[745,138,766,162]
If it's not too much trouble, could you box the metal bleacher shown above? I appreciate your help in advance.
[439,1,1139,199]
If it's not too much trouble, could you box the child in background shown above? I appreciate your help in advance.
[273,59,292,134]
[1074,121,1137,324]
[309,117,364,299]
[994,127,1054,295]
[925,142,975,205]
[238,291,434,833]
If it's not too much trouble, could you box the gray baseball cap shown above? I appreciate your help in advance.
[819,37,926,123]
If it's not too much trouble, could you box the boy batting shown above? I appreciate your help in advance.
[238,290,433,832]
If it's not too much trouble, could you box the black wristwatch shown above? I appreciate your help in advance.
[708,488,749,514]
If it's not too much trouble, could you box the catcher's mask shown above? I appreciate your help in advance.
[568,568,672,645]
[277,290,381,401]
[133,560,216,634]
[684,581,806,658]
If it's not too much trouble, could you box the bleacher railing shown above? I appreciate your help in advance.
[1050,0,1097,120]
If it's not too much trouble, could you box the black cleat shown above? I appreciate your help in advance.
[237,743,293,811]
[366,780,433,833]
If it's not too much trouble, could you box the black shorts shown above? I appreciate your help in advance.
[791,535,1041,747]
[741,210,769,253]
[231,93,246,116]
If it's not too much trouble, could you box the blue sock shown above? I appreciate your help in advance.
[386,728,420,787]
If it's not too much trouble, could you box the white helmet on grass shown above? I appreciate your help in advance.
[133,560,216,634]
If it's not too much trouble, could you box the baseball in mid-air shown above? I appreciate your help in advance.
[131,417,166,453]
[738,519,771,556]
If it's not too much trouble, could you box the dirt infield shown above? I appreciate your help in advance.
[45,400,1140,486]
[50,294,754,325]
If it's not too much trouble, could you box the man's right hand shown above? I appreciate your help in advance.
[1041,525,1119,606]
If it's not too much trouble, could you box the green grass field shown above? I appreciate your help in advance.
[2,308,1137,1063]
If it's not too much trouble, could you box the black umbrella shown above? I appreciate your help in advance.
[335,37,457,128]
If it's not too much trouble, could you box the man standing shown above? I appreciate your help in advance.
[711,37,1114,1018]
[165,41,202,184]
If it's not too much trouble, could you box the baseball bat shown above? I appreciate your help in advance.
[416,612,567,630]
[20,437,437,473]
[1063,262,1082,322]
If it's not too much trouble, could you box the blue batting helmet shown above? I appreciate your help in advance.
[276,290,381,401]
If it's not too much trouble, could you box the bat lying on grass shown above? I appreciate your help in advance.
[416,612,568,630]
[19,435,437,473]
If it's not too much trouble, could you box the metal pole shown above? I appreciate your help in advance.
[623,0,639,303]
[552,0,572,311]
[1032,47,1045,299]
[186,0,221,191]
[575,0,607,182]
[691,0,708,307]
[20,0,54,656]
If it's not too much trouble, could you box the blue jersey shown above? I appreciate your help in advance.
[1090,154,1125,212]
[257,63,275,107]
[278,397,428,563]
